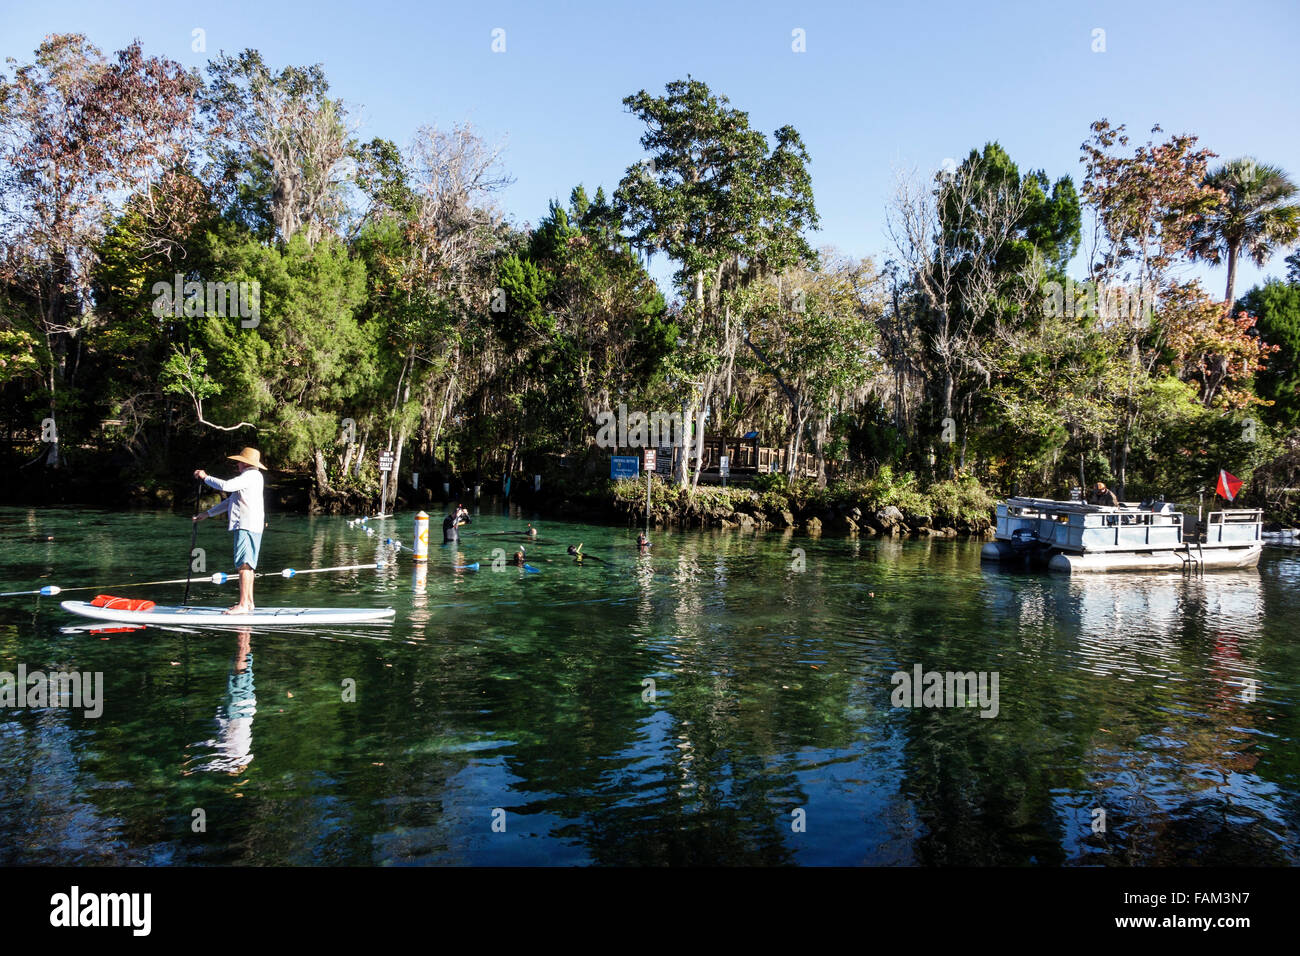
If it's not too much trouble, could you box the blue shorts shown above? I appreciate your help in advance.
[233,530,262,570]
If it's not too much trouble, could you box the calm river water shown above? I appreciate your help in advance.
[1,505,1297,865]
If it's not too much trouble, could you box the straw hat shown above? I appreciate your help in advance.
[227,447,268,470]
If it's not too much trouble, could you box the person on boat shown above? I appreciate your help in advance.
[443,504,471,543]
[512,545,527,566]
[1088,482,1119,508]
[526,523,537,537]
[636,531,651,551]
[193,447,267,614]
[568,543,583,563]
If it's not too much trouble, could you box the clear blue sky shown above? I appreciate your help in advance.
[4,0,1297,300]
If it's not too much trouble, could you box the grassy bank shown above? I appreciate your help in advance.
[598,466,1000,536]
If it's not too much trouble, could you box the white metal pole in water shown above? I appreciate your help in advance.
[645,468,652,535]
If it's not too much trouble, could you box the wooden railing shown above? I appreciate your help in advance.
[697,437,821,478]
[615,435,835,479]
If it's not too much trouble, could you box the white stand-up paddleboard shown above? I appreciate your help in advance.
[61,601,396,627]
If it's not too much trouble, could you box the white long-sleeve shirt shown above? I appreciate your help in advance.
[204,469,265,533]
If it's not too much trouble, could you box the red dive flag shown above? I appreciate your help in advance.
[1216,469,1243,501]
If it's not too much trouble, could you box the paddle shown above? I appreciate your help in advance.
[183,481,202,605]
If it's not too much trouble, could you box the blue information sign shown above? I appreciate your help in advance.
[610,456,640,480]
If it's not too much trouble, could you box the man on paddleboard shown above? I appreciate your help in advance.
[193,447,267,614]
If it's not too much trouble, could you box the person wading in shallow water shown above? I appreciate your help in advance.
[193,447,267,614]
[443,504,471,544]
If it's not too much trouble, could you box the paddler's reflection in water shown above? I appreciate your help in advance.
[183,628,256,776]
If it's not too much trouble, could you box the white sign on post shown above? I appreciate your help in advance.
[719,455,730,477]
[643,449,656,472]
[379,450,395,473]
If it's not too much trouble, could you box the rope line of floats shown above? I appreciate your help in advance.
[3,512,564,600]
[1,563,383,598]
[346,515,541,573]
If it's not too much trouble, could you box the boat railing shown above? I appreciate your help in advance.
[1065,510,1185,552]
[997,499,1183,552]
[996,500,1263,552]
[1202,509,1263,546]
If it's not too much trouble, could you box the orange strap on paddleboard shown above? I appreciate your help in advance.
[90,595,157,612]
